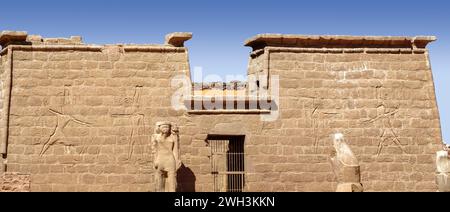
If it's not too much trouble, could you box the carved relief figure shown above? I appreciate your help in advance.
[151,122,181,192]
[330,133,363,192]
[111,85,146,160]
[40,86,92,156]
[436,146,450,192]
[39,109,91,156]
[365,86,405,156]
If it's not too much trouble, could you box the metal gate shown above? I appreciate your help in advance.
[208,135,245,192]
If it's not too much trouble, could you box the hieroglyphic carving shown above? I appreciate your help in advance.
[111,85,146,160]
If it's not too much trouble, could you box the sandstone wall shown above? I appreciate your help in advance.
[245,49,442,191]
[0,172,30,192]
[0,54,4,140]
[247,51,268,93]
[0,50,8,171]
[3,44,191,191]
[0,32,444,192]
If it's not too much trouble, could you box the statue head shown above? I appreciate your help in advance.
[331,133,359,166]
[155,121,172,136]
[157,121,172,135]
[333,133,344,149]
[160,124,171,135]
[436,150,450,173]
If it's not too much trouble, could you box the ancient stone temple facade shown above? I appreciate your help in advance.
[0,31,444,191]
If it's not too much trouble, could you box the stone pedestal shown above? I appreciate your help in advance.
[336,183,364,192]
[436,173,450,192]
[334,165,363,192]
[436,150,450,192]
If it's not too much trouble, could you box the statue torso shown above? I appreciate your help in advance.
[155,134,175,156]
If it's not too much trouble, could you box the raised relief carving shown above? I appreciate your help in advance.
[330,133,363,192]
[152,121,181,192]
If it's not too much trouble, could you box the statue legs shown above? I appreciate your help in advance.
[155,169,177,192]
[167,170,177,192]
[155,169,165,192]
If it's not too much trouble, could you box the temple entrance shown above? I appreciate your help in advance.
[207,135,245,192]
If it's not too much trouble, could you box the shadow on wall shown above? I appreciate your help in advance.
[177,164,196,192]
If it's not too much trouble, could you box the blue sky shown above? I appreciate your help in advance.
[1,0,449,143]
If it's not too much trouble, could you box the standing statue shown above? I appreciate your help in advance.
[151,121,181,192]
[330,133,363,192]
[436,145,450,192]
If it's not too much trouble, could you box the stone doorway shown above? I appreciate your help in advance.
[207,135,245,192]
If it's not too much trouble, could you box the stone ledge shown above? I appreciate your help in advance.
[264,46,427,54]
[184,97,275,112]
[0,31,28,48]
[41,36,83,45]
[165,32,193,47]
[0,45,104,56]
[0,44,188,56]
[185,96,273,102]
[187,109,271,114]
[0,31,85,48]
[1,31,191,50]
[123,45,187,52]
[193,81,247,90]
[245,34,437,51]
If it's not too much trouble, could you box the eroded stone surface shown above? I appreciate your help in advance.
[0,173,30,192]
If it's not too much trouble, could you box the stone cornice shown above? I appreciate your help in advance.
[0,31,28,48]
[245,34,437,51]
[1,31,191,52]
